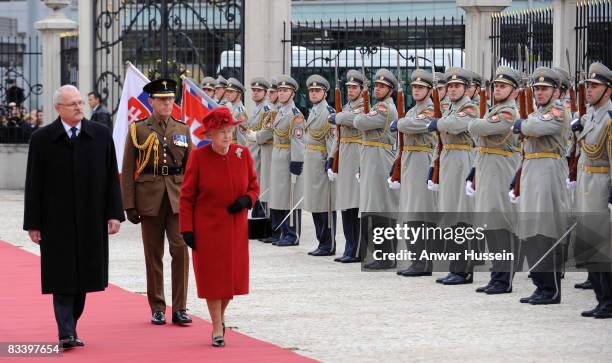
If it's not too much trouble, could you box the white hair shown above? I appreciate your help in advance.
[53,85,80,106]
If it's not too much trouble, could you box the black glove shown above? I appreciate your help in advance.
[427,119,438,132]
[390,119,398,132]
[513,119,523,134]
[466,167,475,182]
[126,208,141,224]
[571,118,583,132]
[289,161,303,176]
[227,195,252,214]
[182,232,195,249]
[325,158,333,172]
[427,166,434,183]
[328,113,336,125]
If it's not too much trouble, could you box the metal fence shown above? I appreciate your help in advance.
[490,6,554,78]
[285,17,465,115]
[575,0,611,80]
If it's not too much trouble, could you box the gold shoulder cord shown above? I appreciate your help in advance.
[484,108,515,146]
[273,113,290,138]
[130,122,159,179]
[581,119,612,160]
[307,116,330,141]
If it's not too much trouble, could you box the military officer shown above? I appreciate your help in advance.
[354,68,399,270]
[435,72,450,112]
[570,62,612,318]
[214,75,228,103]
[467,66,521,294]
[201,76,217,99]
[512,67,570,305]
[121,79,192,325]
[268,77,280,109]
[269,75,305,247]
[391,69,437,276]
[468,70,482,104]
[225,78,248,144]
[428,67,477,285]
[327,70,364,263]
[301,74,337,256]
[245,78,273,219]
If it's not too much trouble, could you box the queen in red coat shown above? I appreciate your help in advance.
[179,107,259,347]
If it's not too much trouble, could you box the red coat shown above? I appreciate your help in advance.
[179,143,259,299]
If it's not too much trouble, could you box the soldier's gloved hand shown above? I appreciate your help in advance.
[465,181,476,197]
[427,119,438,132]
[508,189,520,204]
[466,167,475,183]
[571,118,583,132]
[566,177,577,190]
[182,232,195,250]
[227,195,252,214]
[325,158,333,172]
[513,119,523,134]
[126,208,141,224]
[426,167,438,191]
[509,173,517,191]
[390,119,398,132]
[289,161,303,176]
[328,113,336,125]
[355,172,360,183]
[246,130,257,142]
[387,177,401,190]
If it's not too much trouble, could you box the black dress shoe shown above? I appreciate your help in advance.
[593,305,612,319]
[485,285,512,295]
[476,283,493,293]
[59,336,78,350]
[259,237,277,243]
[574,280,593,289]
[334,256,347,262]
[397,265,432,277]
[341,256,361,263]
[520,290,542,303]
[363,261,396,270]
[151,311,166,325]
[436,273,453,284]
[442,273,473,285]
[309,248,334,256]
[529,294,561,305]
[275,239,298,247]
[581,306,600,317]
[172,310,192,325]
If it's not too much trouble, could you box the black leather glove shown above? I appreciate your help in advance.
[289,161,303,176]
[571,118,583,132]
[513,119,523,134]
[390,119,398,132]
[328,112,336,125]
[427,119,438,132]
[466,167,475,182]
[126,208,141,224]
[182,232,195,249]
[427,166,434,184]
[227,195,252,214]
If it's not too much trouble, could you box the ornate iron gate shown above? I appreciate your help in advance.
[575,0,611,80]
[93,0,244,116]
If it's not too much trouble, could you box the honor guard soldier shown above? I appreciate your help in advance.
[436,72,450,112]
[302,75,337,256]
[468,66,521,294]
[512,67,569,305]
[468,70,483,104]
[269,75,305,246]
[392,69,437,276]
[214,75,228,104]
[268,77,280,110]
[121,78,192,325]
[328,70,365,263]
[245,77,272,219]
[428,67,477,285]
[570,62,612,318]
[225,78,248,144]
[354,68,399,270]
[201,76,217,99]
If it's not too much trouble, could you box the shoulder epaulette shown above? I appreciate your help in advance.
[327,105,336,114]
[135,117,147,123]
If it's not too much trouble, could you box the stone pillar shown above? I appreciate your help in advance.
[34,0,77,124]
[551,0,577,73]
[244,0,291,113]
[457,0,511,78]
[77,0,94,112]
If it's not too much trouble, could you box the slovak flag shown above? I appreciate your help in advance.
[112,62,181,171]
[181,76,219,147]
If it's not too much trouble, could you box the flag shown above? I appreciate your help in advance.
[181,76,219,147]
[112,62,181,171]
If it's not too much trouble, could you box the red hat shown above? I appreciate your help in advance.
[201,107,240,131]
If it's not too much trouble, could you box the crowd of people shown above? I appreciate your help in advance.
[0,102,43,143]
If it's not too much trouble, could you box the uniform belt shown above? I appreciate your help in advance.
[477,147,513,157]
[443,144,472,151]
[273,143,290,149]
[582,165,610,174]
[362,140,392,149]
[524,152,561,160]
[142,165,183,176]
[306,144,327,152]
[402,145,433,153]
[340,136,362,144]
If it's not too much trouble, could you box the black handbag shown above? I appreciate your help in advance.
[248,217,272,239]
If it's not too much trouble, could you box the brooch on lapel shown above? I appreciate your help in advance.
[235,147,243,159]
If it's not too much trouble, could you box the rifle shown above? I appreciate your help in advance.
[331,57,342,174]
[430,50,444,185]
[513,47,531,198]
[390,51,405,182]
[524,46,535,115]
[479,51,487,118]
[568,72,588,182]
[361,52,370,114]
[567,49,581,182]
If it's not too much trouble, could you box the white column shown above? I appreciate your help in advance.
[34,0,77,124]
[457,0,511,78]
[77,0,93,112]
[244,0,291,113]
[552,0,577,73]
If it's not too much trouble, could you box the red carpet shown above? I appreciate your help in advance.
[0,240,316,362]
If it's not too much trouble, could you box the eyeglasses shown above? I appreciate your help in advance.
[59,101,85,108]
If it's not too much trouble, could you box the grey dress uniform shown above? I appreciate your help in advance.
[226,78,248,145]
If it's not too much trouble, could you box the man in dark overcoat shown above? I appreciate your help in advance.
[23,84,125,349]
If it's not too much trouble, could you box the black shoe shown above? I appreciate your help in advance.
[363,261,396,270]
[485,284,512,295]
[581,306,600,317]
[334,256,348,262]
[172,310,192,325]
[212,334,225,347]
[275,239,298,247]
[520,290,542,303]
[442,273,473,285]
[151,311,166,325]
[341,256,361,263]
[476,283,493,293]
[59,336,78,350]
[529,294,561,305]
[397,265,432,277]
[74,338,84,347]
[309,248,334,256]
[436,273,453,284]
[574,280,593,289]
[593,305,612,319]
